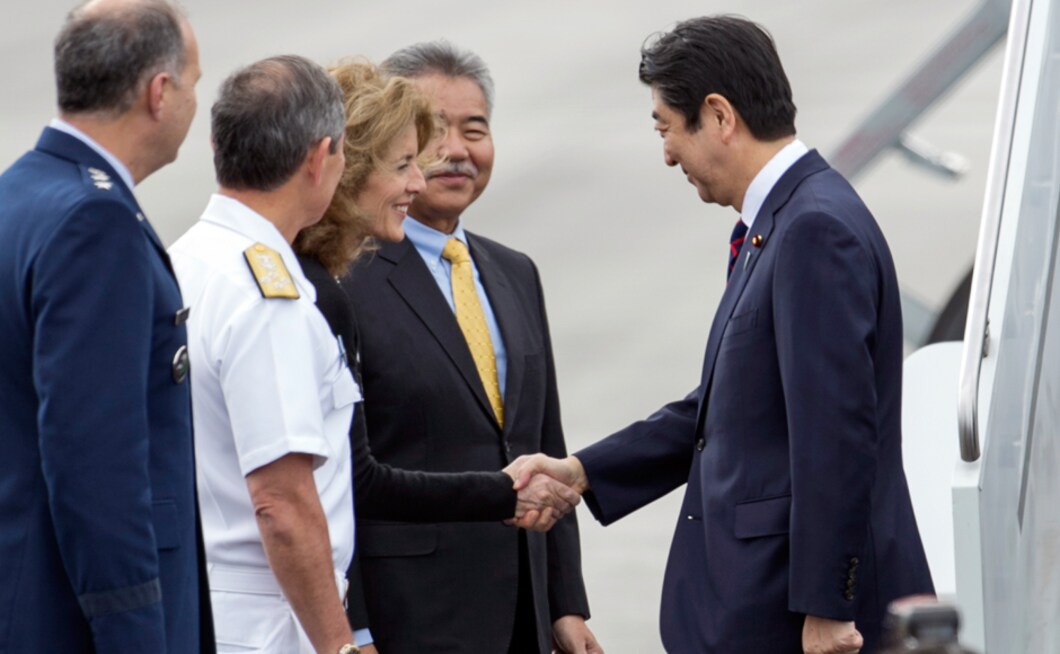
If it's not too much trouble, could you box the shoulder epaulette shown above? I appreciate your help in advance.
[243,242,300,299]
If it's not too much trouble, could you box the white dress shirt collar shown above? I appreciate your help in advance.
[199,193,315,302]
[740,138,809,231]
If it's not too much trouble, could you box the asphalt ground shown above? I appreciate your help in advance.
[0,1,1002,649]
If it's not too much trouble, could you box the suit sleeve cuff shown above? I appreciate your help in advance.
[78,578,162,618]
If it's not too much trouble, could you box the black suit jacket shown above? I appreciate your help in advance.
[298,254,516,522]
[342,234,589,653]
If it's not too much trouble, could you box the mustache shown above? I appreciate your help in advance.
[425,161,478,179]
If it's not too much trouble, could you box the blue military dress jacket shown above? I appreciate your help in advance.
[577,151,934,653]
[0,128,213,652]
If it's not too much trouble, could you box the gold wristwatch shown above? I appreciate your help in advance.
[338,644,360,654]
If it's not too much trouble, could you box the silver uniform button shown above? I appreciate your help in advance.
[172,345,190,383]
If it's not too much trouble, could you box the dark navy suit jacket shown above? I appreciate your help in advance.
[577,151,933,653]
[343,235,589,653]
[0,128,213,652]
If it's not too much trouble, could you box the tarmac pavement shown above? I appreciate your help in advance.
[0,1,1002,649]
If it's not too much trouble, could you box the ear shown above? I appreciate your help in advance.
[702,93,738,143]
[145,72,171,120]
[305,137,333,186]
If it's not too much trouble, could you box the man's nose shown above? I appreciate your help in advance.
[440,130,468,160]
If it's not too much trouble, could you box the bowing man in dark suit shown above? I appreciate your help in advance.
[341,43,600,654]
[510,16,934,654]
[290,59,582,652]
[0,1,213,652]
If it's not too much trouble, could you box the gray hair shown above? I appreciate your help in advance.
[55,0,187,116]
[211,55,345,192]
[382,40,495,117]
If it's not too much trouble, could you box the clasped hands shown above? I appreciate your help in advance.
[501,454,589,532]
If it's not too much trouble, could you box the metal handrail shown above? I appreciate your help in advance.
[957,0,1034,462]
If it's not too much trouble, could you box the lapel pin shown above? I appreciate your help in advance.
[752,234,764,247]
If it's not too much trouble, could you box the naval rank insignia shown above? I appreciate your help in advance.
[243,243,300,299]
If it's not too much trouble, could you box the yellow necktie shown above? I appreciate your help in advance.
[442,238,504,426]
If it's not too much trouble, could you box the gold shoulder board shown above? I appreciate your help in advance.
[243,243,300,299]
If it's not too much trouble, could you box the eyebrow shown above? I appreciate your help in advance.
[437,110,490,128]
[463,115,489,128]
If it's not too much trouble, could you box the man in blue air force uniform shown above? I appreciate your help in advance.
[0,1,213,651]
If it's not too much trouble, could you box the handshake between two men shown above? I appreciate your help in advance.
[503,454,587,532]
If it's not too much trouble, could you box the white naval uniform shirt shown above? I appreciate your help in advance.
[169,193,357,588]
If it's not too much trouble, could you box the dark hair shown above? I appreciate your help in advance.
[211,55,345,192]
[382,40,494,117]
[55,0,186,115]
[639,15,796,140]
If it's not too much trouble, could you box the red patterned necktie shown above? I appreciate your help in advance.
[728,219,748,281]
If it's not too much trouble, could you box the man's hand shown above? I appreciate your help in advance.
[501,454,582,531]
[552,615,603,654]
[505,472,580,531]
[358,645,378,654]
[506,453,590,495]
[802,615,862,654]
[501,454,589,531]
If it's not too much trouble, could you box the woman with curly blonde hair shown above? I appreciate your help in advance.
[292,61,577,652]
[295,59,436,275]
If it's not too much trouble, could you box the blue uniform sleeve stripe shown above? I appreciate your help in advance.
[77,579,162,618]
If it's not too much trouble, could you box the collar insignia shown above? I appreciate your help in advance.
[86,167,113,191]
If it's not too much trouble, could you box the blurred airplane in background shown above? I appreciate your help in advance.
[888,0,1060,651]
[832,0,1010,346]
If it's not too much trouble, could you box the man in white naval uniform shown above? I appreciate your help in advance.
[170,55,359,654]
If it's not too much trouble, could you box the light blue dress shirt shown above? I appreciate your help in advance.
[403,217,508,398]
[49,118,136,192]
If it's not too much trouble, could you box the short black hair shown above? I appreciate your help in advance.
[55,0,186,115]
[211,55,345,192]
[639,15,796,140]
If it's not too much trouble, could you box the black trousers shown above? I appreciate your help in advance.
[508,531,540,654]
